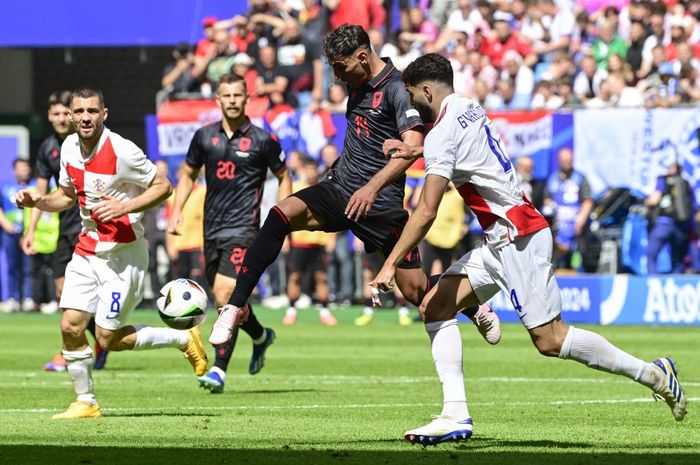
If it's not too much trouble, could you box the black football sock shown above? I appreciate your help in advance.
[230,207,290,308]
[460,306,479,318]
[213,327,240,372]
[240,303,265,341]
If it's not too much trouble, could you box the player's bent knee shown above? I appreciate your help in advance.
[96,330,120,352]
[60,319,84,341]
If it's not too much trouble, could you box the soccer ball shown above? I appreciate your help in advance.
[156,278,208,330]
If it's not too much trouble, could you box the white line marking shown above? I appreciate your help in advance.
[2,398,697,414]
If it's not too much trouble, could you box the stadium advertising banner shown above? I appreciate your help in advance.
[480,274,700,326]
[573,108,700,197]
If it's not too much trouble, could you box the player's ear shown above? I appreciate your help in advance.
[357,49,368,65]
[423,84,432,102]
[103,107,109,122]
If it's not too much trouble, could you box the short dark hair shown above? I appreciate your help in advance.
[217,73,247,92]
[402,53,454,88]
[13,158,30,168]
[47,90,72,110]
[71,87,105,108]
[322,24,370,61]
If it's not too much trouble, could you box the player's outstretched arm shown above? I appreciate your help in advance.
[274,166,292,201]
[16,184,76,213]
[371,174,449,291]
[345,129,424,221]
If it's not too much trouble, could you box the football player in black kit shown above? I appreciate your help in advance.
[210,24,501,347]
[23,91,109,371]
[168,73,291,393]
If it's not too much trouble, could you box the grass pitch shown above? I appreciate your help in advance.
[0,308,697,465]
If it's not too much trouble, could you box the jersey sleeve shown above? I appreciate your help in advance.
[35,141,53,180]
[58,141,73,189]
[185,130,205,169]
[118,141,157,188]
[264,136,286,173]
[386,80,424,134]
[423,126,456,180]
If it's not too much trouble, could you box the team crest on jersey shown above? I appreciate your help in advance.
[239,137,251,151]
[93,178,106,195]
[51,149,59,158]
[211,136,220,146]
[372,92,383,109]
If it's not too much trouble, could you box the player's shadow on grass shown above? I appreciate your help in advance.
[234,388,325,395]
[468,437,593,449]
[5,445,700,465]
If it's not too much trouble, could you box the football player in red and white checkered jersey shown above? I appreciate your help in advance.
[16,87,209,419]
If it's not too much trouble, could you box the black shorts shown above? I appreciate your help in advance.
[204,237,248,286]
[292,181,421,269]
[287,246,328,274]
[54,234,79,278]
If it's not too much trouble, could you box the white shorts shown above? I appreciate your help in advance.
[444,228,561,329]
[60,238,148,331]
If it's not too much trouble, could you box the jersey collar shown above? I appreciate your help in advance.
[367,58,395,89]
[434,93,459,126]
[219,117,253,137]
[78,127,111,163]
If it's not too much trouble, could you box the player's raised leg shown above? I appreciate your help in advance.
[212,195,322,343]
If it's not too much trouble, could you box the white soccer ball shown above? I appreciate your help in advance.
[156,278,208,330]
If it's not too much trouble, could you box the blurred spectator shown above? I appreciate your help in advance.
[592,20,628,70]
[533,0,576,58]
[645,162,695,274]
[515,155,545,210]
[432,0,488,53]
[607,52,634,84]
[194,16,218,58]
[254,45,288,106]
[584,78,614,108]
[245,0,285,62]
[639,11,667,80]
[453,49,499,97]
[500,50,535,105]
[574,54,608,103]
[555,77,581,108]
[283,158,337,326]
[276,18,323,109]
[645,63,682,108]
[0,159,34,312]
[382,31,421,72]
[607,72,645,107]
[293,0,329,47]
[143,160,172,300]
[541,51,576,82]
[571,10,596,58]
[165,163,206,291]
[520,0,547,49]
[232,53,258,93]
[420,183,465,276]
[230,15,255,53]
[404,6,440,47]
[326,0,385,32]
[626,20,647,77]
[665,15,689,62]
[192,26,239,89]
[325,83,347,113]
[531,79,564,109]
[474,77,502,109]
[160,43,200,98]
[494,77,531,109]
[544,148,593,270]
[480,11,537,69]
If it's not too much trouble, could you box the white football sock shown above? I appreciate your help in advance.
[398,306,410,317]
[133,325,189,350]
[425,319,470,419]
[286,307,298,316]
[319,307,331,316]
[63,347,96,405]
[363,307,374,316]
[559,326,655,387]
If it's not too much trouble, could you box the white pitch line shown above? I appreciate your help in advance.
[3,373,700,387]
[1,397,697,414]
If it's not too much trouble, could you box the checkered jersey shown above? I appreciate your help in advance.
[59,128,156,255]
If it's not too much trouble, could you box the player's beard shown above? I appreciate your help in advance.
[413,100,435,124]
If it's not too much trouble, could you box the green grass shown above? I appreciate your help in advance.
[0,308,697,465]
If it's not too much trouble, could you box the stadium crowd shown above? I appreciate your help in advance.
[4,0,700,315]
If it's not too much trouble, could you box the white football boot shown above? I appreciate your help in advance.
[404,415,473,446]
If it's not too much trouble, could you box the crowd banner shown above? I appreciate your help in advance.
[471,274,700,326]
[156,100,220,157]
[488,110,553,179]
[573,108,700,197]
